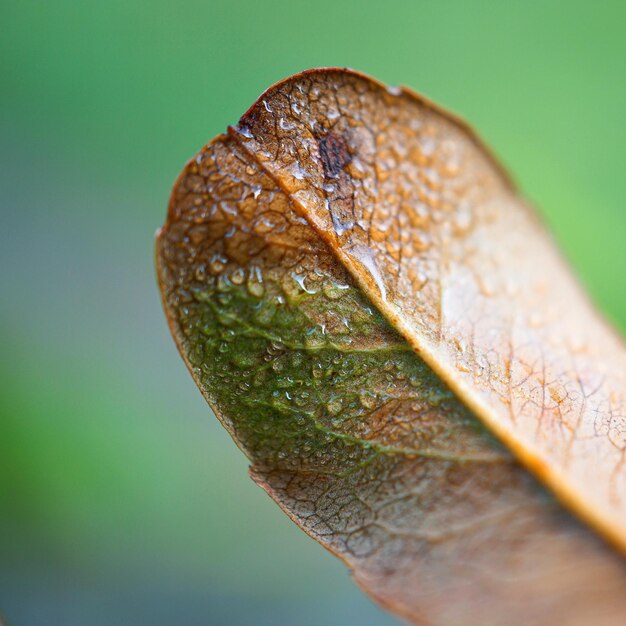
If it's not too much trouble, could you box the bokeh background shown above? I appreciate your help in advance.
[1,1,625,624]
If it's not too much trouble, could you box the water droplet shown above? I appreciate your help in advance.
[359,392,378,410]
[237,125,253,139]
[323,280,350,300]
[247,266,265,297]
[209,254,228,275]
[216,275,232,292]
[292,273,317,294]
[219,201,237,216]
[291,163,307,180]
[327,399,342,415]
[346,244,387,301]
[272,360,285,372]
[230,268,245,285]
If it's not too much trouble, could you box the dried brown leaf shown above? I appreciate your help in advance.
[156,69,626,625]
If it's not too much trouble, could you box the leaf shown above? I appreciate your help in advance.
[156,69,626,625]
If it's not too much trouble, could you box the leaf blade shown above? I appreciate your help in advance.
[156,69,626,625]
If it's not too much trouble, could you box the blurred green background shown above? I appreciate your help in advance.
[1,1,625,624]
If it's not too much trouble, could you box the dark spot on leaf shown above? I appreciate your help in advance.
[318,131,352,179]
